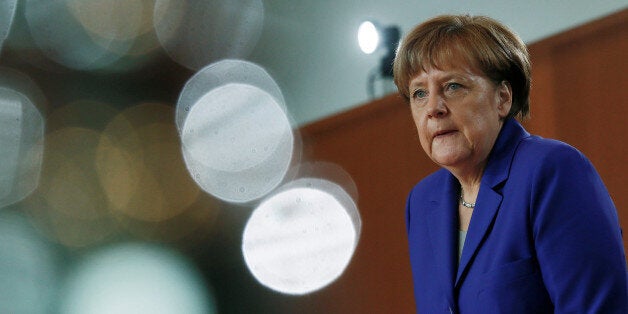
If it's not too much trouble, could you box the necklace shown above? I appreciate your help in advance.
[459,188,475,208]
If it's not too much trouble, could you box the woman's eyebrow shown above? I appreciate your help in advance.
[409,72,470,89]
[408,76,427,90]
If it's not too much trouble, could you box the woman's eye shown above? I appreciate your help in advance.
[446,82,462,91]
[412,89,427,99]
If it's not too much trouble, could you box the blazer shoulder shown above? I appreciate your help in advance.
[516,135,590,168]
[406,169,451,232]
[410,168,450,196]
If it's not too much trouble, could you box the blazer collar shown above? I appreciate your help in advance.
[478,118,530,190]
[425,119,530,288]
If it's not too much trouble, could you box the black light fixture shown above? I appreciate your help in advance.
[358,21,400,99]
[358,21,400,77]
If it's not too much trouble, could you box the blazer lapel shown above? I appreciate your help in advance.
[426,173,459,302]
[455,188,502,286]
[454,119,530,287]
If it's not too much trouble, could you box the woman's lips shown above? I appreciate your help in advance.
[434,130,456,138]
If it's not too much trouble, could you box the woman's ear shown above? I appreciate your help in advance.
[496,80,513,118]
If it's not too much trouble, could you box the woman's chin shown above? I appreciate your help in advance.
[429,152,467,168]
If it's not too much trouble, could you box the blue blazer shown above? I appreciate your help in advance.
[406,119,627,313]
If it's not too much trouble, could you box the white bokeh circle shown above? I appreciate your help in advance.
[242,178,360,295]
[59,243,215,314]
[0,0,17,53]
[0,87,44,208]
[176,59,285,134]
[181,83,293,203]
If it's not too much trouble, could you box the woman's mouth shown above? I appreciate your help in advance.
[434,130,456,139]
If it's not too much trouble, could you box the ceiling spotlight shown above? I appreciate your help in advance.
[358,21,379,54]
[357,20,400,77]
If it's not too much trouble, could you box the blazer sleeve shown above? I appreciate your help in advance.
[405,191,413,235]
[530,144,627,313]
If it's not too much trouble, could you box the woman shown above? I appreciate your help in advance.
[393,15,627,313]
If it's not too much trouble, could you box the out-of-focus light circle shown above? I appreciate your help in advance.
[0,67,49,114]
[154,0,264,70]
[0,0,17,53]
[114,193,220,245]
[59,243,215,314]
[67,0,147,42]
[183,84,288,172]
[24,0,136,70]
[181,83,294,203]
[24,127,118,248]
[0,87,44,208]
[0,212,57,314]
[289,161,359,203]
[95,103,201,223]
[242,178,361,295]
[358,21,379,54]
[176,59,285,133]
[66,0,161,57]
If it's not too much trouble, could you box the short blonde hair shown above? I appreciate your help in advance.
[393,14,531,119]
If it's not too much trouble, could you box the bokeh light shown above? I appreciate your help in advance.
[0,211,58,314]
[0,0,17,53]
[59,242,216,314]
[0,87,44,209]
[181,83,294,203]
[113,193,220,245]
[154,0,264,70]
[23,100,120,247]
[290,161,359,203]
[242,178,361,295]
[67,0,146,42]
[24,0,137,70]
[96,103,201,223]
[24,127,118,248]
[66,0,161,57]
[176,59,286,133]
[0,66,49,114]
[177,59,295,204]
[23,99,220,246]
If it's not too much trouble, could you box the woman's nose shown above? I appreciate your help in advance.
[425,95,447,118]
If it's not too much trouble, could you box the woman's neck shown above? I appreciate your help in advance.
[447,162,486,203]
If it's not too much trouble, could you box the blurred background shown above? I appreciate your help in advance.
[0,1,625,313]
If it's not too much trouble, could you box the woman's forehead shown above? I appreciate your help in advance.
[415,42,479,71]
[408,40,480,74]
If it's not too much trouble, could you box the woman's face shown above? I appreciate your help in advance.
[408,63,512,172]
